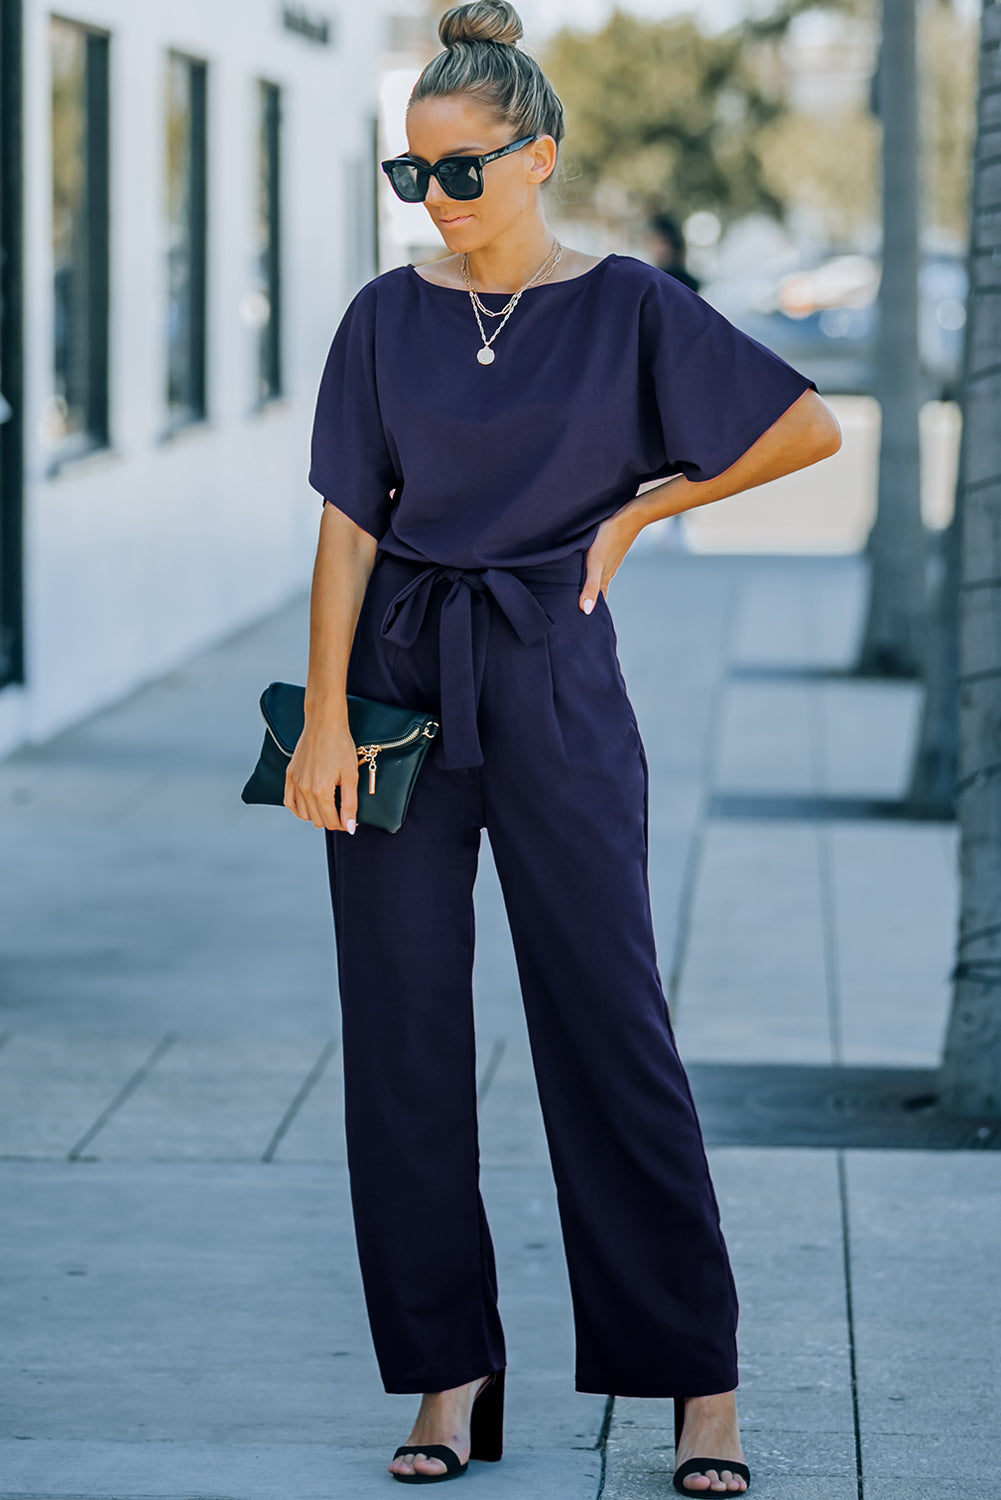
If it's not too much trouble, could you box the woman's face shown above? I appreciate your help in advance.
[404,96,556,250]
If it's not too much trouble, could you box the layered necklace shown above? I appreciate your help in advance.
[461,239,564,365]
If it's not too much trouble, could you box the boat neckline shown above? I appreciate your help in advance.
[406,252,617,294]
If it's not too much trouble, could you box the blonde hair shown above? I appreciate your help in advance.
[408,3,565,191]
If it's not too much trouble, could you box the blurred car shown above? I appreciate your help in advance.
[703,252,967,400]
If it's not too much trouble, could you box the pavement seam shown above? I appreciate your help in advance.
[836,1150,865,1500]
[667,825,705,1016]
[476,1035,507,1103]
[260,1035,339,1162]
[66,1032,178,1160]
[817,826,845,1065]
[593,1392,615,1498]
[805,582,846,1070]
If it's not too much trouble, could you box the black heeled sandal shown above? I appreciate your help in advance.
[390,1368,505,1484]
[672,1395,751,1494]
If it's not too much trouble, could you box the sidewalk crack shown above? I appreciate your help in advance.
[476,1036,506,1104]
[594,1393,615,1497]
[67,1032,178,1160]
[261,1036,339,1162]
[837,1150,865,1500]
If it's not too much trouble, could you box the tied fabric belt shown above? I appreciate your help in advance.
[378,551,586,771]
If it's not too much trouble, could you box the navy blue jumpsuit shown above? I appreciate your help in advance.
[308,253,815,1398]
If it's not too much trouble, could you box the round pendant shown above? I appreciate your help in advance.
[476,346,495,365]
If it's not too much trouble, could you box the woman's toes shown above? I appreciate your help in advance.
[681,1465,746,1493]
[389,1451,447,1477]
[692,1471,726,1493]
[390,1452,445,1476]
[399,1452,447,1476]
[411,1452,447,1476]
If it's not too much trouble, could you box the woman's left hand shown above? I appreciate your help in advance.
[579,501,644,614]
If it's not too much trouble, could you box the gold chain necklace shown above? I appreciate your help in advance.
[463,241,562,317]
[461,239,563,365]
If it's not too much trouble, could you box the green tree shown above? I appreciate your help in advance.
[757,105,879,245]
[920,0,979,244]
[535,0,974,245]
[542,9,786,228]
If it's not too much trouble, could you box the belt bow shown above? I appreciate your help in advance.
[379,563,556,770]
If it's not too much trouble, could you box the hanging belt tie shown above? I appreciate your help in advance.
[379,563,557,770]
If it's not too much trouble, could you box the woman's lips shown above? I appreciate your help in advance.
[440,215,473,225]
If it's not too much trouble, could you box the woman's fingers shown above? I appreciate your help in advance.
[339,765,359,834]
[580,502,646,612]
[284,777,325,828]
[285,765,356,832]
[283,724,360,833]
[313,779,350,832]
[311,785,341,830]
[579,550,605,614]
[283,770,304,821]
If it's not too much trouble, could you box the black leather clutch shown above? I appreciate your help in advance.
[241,681,440,834]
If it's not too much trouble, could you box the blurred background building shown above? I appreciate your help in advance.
[0,0,978,754]
[0,0,381,756]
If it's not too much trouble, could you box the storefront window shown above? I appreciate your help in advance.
[50,17,109,461]
[165,51,207,426]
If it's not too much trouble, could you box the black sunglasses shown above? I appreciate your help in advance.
[381,134,538,203]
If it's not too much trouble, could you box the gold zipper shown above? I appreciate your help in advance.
[356,722,439,794]
[265,719,439,798]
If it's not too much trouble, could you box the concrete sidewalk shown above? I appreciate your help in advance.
[1,549,996,1500]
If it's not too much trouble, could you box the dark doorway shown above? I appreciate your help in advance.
[0,0,24,688]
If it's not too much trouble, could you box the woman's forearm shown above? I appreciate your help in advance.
[627,388,842,532]
[303,502,378,730]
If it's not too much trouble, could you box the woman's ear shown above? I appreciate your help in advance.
[529,135,557,185]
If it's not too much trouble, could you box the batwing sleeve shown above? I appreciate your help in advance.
[639,271,818,485]
[307,282,399,541]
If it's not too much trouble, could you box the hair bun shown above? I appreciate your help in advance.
[439,1,523,49]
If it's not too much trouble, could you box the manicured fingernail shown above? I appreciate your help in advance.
[582,598,594,614]
[346,819,357,835]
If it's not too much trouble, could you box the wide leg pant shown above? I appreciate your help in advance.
[324,547,740,1397]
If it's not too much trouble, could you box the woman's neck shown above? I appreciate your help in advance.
[461,230,560,294]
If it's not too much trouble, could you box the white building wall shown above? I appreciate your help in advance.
[0,0,381,754]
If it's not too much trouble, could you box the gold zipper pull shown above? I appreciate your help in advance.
[357,745,380,794]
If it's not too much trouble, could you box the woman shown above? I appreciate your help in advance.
[286,2,841,1491]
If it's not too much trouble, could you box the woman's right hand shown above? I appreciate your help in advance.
[288,502,378,833]
[284,719,360,833]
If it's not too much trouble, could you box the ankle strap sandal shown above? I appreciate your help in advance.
[672,1395,751,1493]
